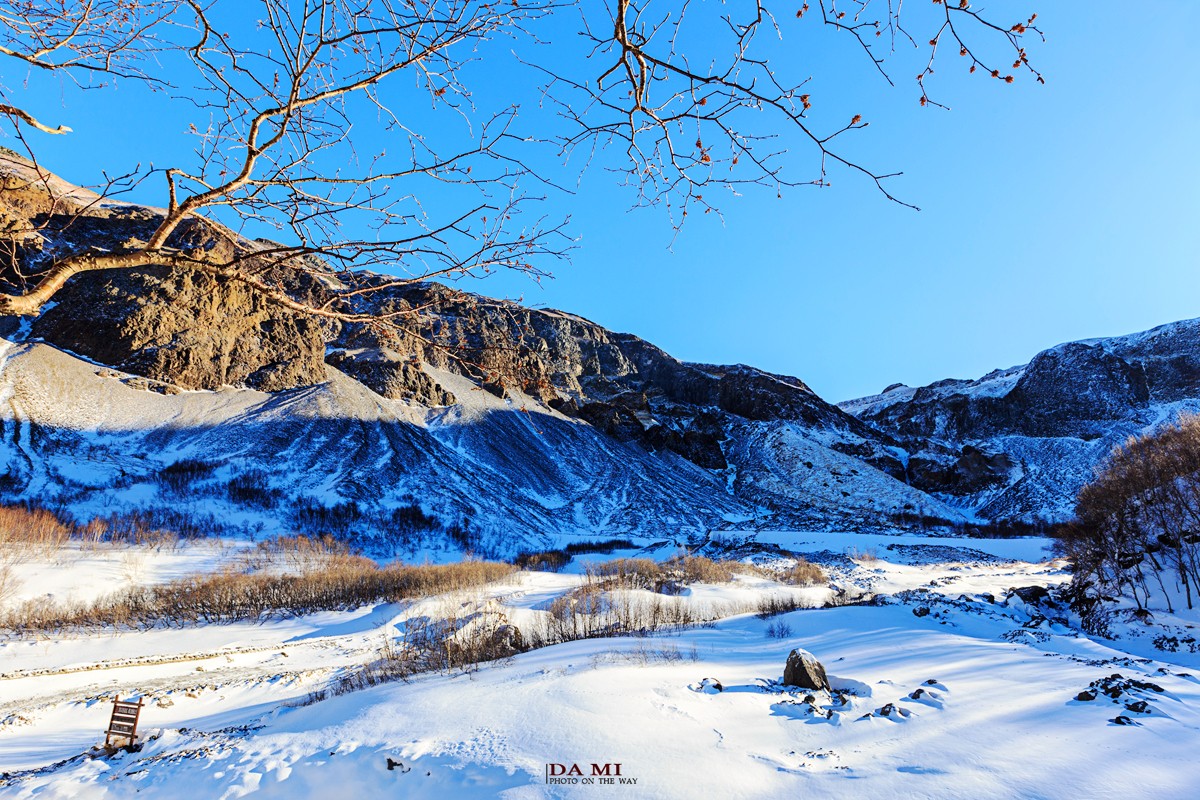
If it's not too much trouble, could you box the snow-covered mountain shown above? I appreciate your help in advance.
[4,153,1200,547]
[0,316,951,556]
[841,319,1200,523]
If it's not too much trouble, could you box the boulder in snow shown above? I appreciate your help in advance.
[783,649,830,691]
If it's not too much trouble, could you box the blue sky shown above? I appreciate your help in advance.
[7,1,1199,401]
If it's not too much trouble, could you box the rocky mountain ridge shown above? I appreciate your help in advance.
[840,318,1200,522]
[3,153,1197,549]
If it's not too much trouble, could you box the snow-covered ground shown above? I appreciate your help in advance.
[3,533,1199,798]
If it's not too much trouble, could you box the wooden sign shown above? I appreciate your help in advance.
[105,696,144,748]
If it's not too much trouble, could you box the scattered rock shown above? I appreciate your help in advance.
[1111,715,1135,726]
[1010,585,1051,605]
[912,606,931,618]
[694,678,724,694]
[1075,690,1097,702]
[783,649,830,692]
[487,624,526,658]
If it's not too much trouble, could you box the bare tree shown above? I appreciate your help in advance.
[1061,415,1200,620]
[0,0,1043,320]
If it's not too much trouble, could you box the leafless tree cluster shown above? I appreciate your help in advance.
[0,0,1043,320]
[549,0,1041,219]
[1058,415,1200,615]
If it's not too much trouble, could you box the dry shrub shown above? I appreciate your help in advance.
[511,550,572,572]
[584,555,745,594]
[525,584,751,648]
[0,559,516,634]
[585,558,662,590]
[778,558,825,586]
[0,505,73,557]
[1062,412,1200,616]
[315,603,528,701]
[0,564,17,606]
[757,593,804,618]
[244,534,361,573]
[666,555,735,584]
[845,546,878,563]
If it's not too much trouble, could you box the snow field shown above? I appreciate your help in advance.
[3,533,1200,798]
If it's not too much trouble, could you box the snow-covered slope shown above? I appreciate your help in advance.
[842,319,1200,523]
[0,335,964,553]
[6,534,1200,799]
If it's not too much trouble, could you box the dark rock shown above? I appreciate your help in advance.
[487,624,525,658]
[1111,715,1134,726]
[912,606,931,618]
[1075,690,1097,702]
[32,264,331,392]
[783,649,830,692]
[1010,586,1051,605]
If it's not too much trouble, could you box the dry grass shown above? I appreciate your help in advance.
[0,557,515,634]
[845,546,879,563]
[0,505,74,556]
[778,558,825,586]
[583,554,757,593]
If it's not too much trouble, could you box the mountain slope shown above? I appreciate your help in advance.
[841,319,1200,523]
[0,331,956,555]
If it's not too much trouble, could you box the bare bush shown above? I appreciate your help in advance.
[585,558,663,590]
[846,546,879,564]
[1059,414,1200,616]
[667,555,736,585]
[0,564,17,606]
[0,558,516,633]
[766,620,793,639]
[757,594,804,619]
[777,558,826,586]
[243,533,363,574]
[155,459,220,494]
[583,554,751,593]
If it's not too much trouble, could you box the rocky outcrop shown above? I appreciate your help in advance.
[2,159,942,536]
[33,264,330,392]
[842,319,1200,522]
[783,648,830,691]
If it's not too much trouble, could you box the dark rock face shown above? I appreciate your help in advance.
[783,649,830,691]
[841,319,1200,522]
[907,445,1014,496]
[331,282,900,477]
[1005,343,1149,438]
[326,322,456,405]
[33,265,330,392]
